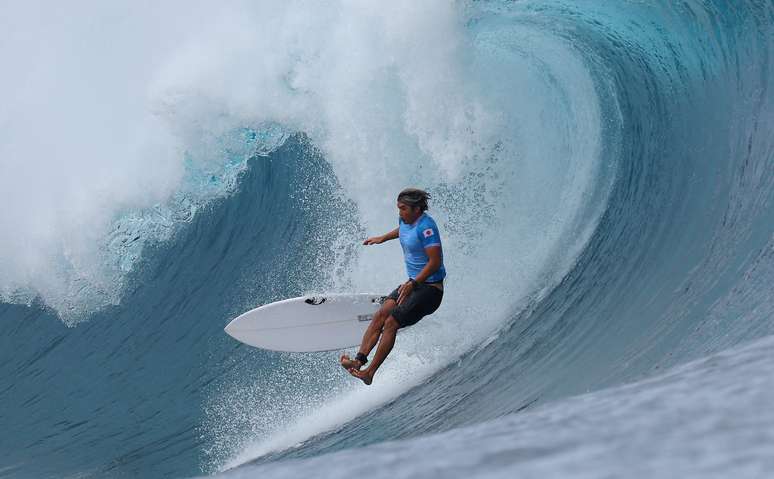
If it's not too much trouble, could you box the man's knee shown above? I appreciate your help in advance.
[384,316,400,333]
[375,301,395,321]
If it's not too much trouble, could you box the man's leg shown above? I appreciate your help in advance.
[358,298,396,357]
[340,299,396,370]
[350,316,400,385]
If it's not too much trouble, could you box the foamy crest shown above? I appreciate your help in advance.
[0,1,498,319]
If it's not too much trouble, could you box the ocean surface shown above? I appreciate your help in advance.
[1,1,772,478]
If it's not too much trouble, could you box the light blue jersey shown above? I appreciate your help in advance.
[399,213,446,283]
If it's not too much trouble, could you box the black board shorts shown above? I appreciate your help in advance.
[384,282,444,328]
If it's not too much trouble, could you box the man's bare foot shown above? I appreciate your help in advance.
[348,367,374,385]
[340,354,363,370]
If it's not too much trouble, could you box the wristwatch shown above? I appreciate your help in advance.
[408,278,418,287]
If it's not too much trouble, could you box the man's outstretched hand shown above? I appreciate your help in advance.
[363,236,384,245]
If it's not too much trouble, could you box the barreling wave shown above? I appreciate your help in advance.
[0,1,772,478]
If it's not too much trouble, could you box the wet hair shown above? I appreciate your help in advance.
[397,188,431,212]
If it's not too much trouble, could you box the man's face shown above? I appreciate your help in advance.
[398,201,421,224]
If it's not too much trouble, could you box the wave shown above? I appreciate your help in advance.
[0,1,772,478]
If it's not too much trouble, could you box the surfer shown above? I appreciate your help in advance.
[341,188,446,385]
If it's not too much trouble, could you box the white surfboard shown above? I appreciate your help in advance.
[224,293,386,352]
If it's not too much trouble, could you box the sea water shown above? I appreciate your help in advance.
[1,1,772,478]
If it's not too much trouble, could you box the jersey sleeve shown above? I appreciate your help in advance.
[417,220,442,248]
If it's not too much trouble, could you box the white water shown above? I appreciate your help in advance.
[1,1,613,470]
[1,1,608,322]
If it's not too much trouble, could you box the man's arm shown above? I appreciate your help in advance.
[363,228,399,245]
[413,246,441,283]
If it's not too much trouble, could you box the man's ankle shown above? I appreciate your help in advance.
[355,352,369,365]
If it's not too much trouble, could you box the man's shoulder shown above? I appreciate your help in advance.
[417,214,441,242]
[419,213,439,229]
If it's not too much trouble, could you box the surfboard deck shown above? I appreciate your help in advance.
[224,293,386,352]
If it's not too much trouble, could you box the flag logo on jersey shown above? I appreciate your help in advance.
[423,228,434,238]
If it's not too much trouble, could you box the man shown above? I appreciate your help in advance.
[340,188,446,385]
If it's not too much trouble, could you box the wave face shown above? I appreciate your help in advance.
[1,1,773,478]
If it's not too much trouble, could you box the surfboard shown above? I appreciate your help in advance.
[224,293,386,352]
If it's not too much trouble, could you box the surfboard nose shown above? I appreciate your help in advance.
[224,321,251,346]
[224,321,237,338]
